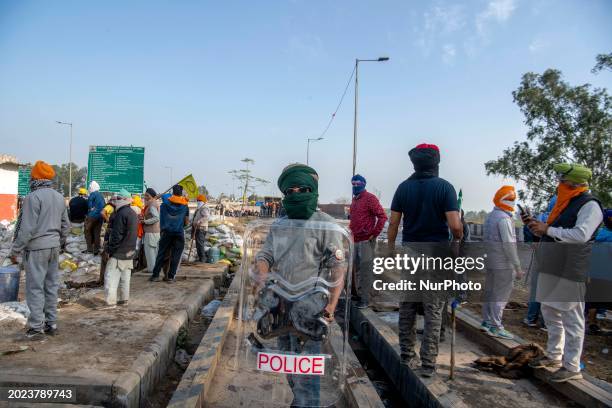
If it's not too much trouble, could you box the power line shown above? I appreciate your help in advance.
[317,65,356,139]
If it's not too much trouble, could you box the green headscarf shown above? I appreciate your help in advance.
[116,188,131,198]
[553,163,592,185]
[277,164,319,219]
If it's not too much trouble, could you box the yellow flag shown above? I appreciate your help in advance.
[177,174,198,200]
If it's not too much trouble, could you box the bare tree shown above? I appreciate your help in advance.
[228,158,269,212]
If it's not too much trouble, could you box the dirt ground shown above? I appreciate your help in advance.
[0,274,213,379]
[464,299,612,383]
[377,311,576,408]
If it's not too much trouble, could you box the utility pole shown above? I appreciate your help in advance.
[306,137,324,165]
[352,57,389,175]
[56,121,73,197]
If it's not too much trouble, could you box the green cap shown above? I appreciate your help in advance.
[553,163,592,185]
[116,188,131,198]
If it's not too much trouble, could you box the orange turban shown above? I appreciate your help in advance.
[493,185,516,213]
[31,160,55,180]
[197,194,207,203]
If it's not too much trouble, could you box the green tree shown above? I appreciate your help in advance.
[485,58,611,209]
[52,163,88,197]
[592,52,612,74]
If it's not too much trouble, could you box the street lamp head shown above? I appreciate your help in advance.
[317,137,324,141]
[378,57,390,61]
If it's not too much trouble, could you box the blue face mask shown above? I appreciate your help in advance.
[352,185,365,196]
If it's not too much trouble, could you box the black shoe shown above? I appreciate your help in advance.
[587,324,602,335]
[401,355,420,370]
[25,328,45,341]
[117,300,129,306]
[149,276,161,282]
[44,323,58,336]
[420,366,436,378]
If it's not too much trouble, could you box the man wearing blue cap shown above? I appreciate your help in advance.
[349,174,387,309]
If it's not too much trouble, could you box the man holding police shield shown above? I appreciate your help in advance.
[254,164,348,407]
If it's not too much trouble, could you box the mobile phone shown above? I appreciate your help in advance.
[517,204,532,221]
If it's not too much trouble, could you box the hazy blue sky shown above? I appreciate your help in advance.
[1,0,610,210]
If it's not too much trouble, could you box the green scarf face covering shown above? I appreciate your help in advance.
[278,164,319,220]
[283,191,319,219]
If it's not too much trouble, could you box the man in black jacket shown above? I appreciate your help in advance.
[103,189,138,308]
[68,188,89,224]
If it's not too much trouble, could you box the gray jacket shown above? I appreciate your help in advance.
[13,187,70,253]
[483,207,521,271]
[256,211,348,285]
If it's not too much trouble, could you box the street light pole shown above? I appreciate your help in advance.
[306,137,324,165]
[352,59,359,176]
[56,121,73,197]
[352,57,389,176]
[164,166,173,186]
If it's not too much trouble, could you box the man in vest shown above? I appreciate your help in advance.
[481,185,524,340]
[141,188,161,272]
[527,163,603,382]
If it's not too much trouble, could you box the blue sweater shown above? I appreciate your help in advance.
[160,201,189,234]
[87,191,105,219]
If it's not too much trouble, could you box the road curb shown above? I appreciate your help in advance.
[111,281,215,407]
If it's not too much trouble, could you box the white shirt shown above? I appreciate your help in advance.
[546,201,603,243]
[538,200,602,310]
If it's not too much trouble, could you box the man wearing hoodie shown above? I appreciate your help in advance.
[149,185,189,282]
[481,185,524,340]
[85,180,106,254]
[349,174,388,309]
[387,143,463,378]
[103,189,138,307]
[10,161,70,340]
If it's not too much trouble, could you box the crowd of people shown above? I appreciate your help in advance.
[347,144,610,383]
[9,162,214,338]
[8,144,610,395]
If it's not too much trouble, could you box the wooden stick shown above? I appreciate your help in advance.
[450,305,456,380]
[187,224,198,263]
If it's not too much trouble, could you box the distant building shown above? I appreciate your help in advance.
[318,203,349,219]
[0,154,20,222]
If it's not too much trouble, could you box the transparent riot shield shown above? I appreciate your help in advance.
[228,217,352,408]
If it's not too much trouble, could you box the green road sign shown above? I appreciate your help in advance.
[87,146,145,194]
[18,166,31,196]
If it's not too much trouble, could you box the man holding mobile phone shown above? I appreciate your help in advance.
[526,163,603,383]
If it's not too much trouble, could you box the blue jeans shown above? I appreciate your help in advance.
[526,264,541,323]
[278,334,321,407]
[526,301,541,323]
